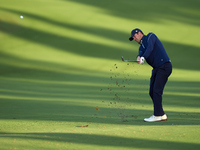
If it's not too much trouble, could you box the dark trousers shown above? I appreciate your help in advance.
[149,62,172,116]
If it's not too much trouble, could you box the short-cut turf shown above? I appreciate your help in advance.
[0,0,200,150]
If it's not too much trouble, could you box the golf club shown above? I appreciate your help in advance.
[121,56,139,62]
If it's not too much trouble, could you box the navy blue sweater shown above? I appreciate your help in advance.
[138,33,170,68]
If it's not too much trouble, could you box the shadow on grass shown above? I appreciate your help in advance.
[0,97,199,126]
[0,50,199,124]
[0,59,199,126]
[0,132,200,150]
[0,8,200,70]
[0,2,199,149]
[66,0,200,26]
[0,3,199,126]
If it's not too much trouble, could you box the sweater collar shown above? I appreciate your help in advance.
[140,35,146,45]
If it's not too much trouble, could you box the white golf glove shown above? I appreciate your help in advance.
[140,57,145,64]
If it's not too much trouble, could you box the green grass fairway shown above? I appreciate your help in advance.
[0,0,200,150]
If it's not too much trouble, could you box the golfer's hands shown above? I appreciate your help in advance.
[137,56,145,64]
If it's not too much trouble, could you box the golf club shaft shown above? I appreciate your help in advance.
[123,60,139,62]
[121,56,139,62]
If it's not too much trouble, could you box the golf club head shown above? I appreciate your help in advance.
[121,56,124,61]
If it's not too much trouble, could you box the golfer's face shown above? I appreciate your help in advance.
[133,33,142,43]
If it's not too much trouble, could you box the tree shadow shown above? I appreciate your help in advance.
[0,19,199,70]
[0,132,199,150]
[0,7,200,70]
[0,54,199,126]
[66,0,200,26]
[0,2,199,149]
[0,20,134,60]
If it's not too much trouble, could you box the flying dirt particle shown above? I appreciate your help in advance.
[95,107,100,110]
[131,115,138,119]
[79,125,88,127]
[114,64,116,66]
[122,119,128,122]
[100,89,102,91]
[116,66,118,69]
[110,102,112,104]
[127,63,129,65]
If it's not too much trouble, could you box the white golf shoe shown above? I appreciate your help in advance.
[161,114,167,121]
[144,114,167,122]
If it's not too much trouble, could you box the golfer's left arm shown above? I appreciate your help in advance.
[142,33,156,60]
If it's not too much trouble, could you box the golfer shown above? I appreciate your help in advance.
[129,28,172,122]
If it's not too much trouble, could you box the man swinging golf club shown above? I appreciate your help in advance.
[129,28,172,122]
